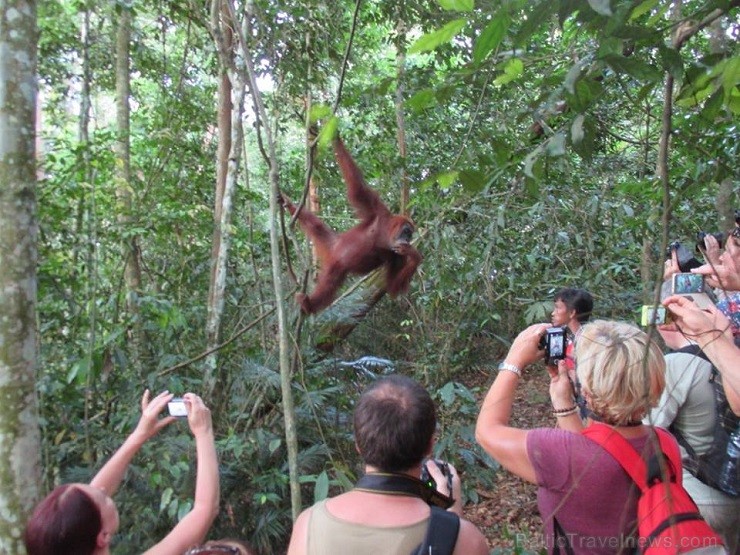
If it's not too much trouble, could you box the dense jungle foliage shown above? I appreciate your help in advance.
[14,0,740,552]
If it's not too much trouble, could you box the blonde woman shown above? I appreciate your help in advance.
[476,320,666,554]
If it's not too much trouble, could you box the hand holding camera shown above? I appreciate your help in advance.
[662,295,733,344]
[548,359,576,408]
[692,230,740,292]
[421,459,462,516]
[501,323,550,374]
[131,390,180,443]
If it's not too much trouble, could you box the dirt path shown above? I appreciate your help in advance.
[461,366,552,553]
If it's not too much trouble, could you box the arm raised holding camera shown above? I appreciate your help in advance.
[92,390,219,554]
[90,390,177,495]
[475,323,549,484]
[143,392,219,555]
[662,295,740,415]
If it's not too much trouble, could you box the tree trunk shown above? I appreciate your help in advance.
[0,1,42,550]
[205,2,235,391]
[115,3,146,375]
[394,1,409,214]
[244,0,302,520]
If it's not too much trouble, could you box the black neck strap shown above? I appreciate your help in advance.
[354,472,454,509]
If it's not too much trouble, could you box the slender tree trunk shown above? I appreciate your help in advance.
[394,1,409,214]
[78,6,100,459]
[0,1,42,550]
[205,2,235,389]
[304,50,320,271]
[244,0,301,520]
[115,3,146,374]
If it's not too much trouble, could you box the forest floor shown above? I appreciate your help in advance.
[461,366,552,554]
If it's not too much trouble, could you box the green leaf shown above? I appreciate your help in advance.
[564,62,583,94]
[438,0,474,11]
[699,89,723,121]
[473,14,509,65]
[318,116,338,149]
[722,56,740,103]
[604,55,662,82]
[177,500,192,521]
[523,147,543,179]
[629,0,658,20]
[408,19,467,55]
[571,114,585,144]
[459,170,485,193]
[159,488,173,513]
[493,58,524,86]
[437,171,459,189]
[439,382,456,405]
[571,116,596,161]
[587,0,612,16]
[67,359,89,384]
[268,438,281,454]
[658,45,683,78]
[314,471,330,503]
[546,133,566,157]
[728,88,740,115]
[309,104,332,123]
[407,89,437,112]
[334,468,355,492]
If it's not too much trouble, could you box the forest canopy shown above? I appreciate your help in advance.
[1,0,738,552]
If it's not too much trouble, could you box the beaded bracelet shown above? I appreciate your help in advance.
[553,407,579,417]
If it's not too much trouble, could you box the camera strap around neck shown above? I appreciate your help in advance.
[354,472,454,509]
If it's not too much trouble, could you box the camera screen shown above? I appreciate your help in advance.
[672,273,704,295]
[549,333,564,357]
[167,398,188,418]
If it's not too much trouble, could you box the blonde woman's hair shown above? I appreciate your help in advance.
[575,320,665,426]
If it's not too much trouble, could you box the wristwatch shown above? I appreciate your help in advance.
[497,362,522,377]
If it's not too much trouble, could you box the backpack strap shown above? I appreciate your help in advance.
[552,517,576,555]
[410,506,460,555]
[582,423,681,490]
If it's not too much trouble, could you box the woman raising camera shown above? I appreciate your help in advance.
[476,321,667,554]
[24,390,219,555]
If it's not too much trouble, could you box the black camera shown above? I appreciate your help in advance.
[694,210,740,251]
[421,458,453,493]
[539,327,567,365]
[666,241,702,272]
[695,231,725,252]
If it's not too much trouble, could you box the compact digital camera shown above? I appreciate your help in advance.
[640,305,670,326]
[659,272,716,309]
[539,327,567,366]
[167,397,188,418]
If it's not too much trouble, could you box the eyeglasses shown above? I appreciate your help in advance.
[185,546,241,555]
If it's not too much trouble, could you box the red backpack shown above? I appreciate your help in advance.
[582,423,724,554]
